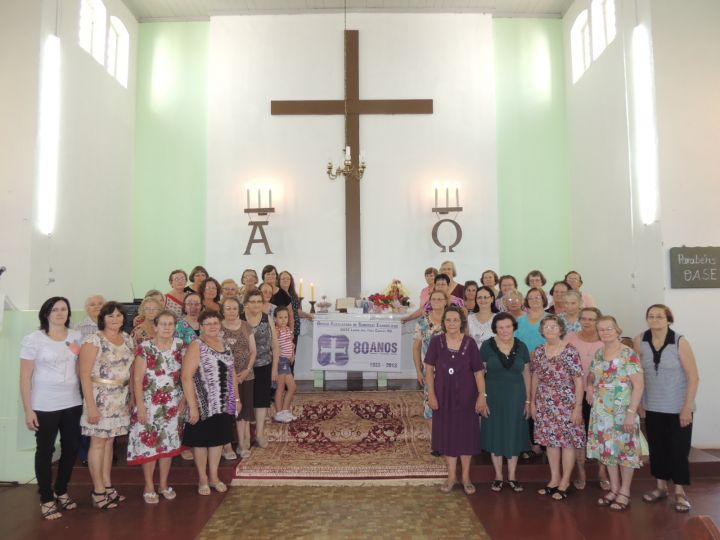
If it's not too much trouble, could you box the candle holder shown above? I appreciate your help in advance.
[298,296,304,310]
[309,300,316,314]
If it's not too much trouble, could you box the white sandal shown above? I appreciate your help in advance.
[143,491,160,504]
[159,487,176,500]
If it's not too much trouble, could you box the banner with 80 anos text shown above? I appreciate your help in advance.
[311,317,402,372]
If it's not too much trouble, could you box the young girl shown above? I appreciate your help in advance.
[273,307,297,423]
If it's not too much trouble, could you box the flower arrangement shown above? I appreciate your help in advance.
[367,280,411,313]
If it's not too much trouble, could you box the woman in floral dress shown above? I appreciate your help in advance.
[79,302,134,510]
[412,290,449,424]
[587,316,644,511]
[127,310,187,503]
[530,315,585,501]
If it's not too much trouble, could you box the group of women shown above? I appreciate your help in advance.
[414,265,700,515]
[20,264,308,520]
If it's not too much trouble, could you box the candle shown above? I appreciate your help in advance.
[257,188,261,208]
[311,282,315,301]
[360,150,365,163]
[445,187,449,207]
[299,278,303,297]
[246,189,250,210]
[269,188,272,208]
[434,187,438,208]
[345,146,351,160]
[455,187,459,207]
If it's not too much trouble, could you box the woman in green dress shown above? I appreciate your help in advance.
[480,312,531,493]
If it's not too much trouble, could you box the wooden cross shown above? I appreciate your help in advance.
[271,30,433,297]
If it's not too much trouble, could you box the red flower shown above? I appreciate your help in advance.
[146,354,157,369]
[167,406,178,418]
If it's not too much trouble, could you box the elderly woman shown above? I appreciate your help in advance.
[559,290,583,333]
[413,290,450,427]
[79,301,134,510]
[524,270,547,292]
[530,316,585,501]
[468,286,498,349]
[75,294,105,340]
[564,270,596,308]
[182,310,237,495]
[165,269,187,318]
[481,270,499,295]
[462,280,479,313]
[238,268,259,299]
[420,267,439,307]
[221,297,257,459]
[127,310,186,503]
[20,297,83,520]
[185,265,208,294]
[588,316,644,511]
[515,288,548,354]
[480,313,531,493]
[220,279,240,303]
[495,275,518,311]
[241,289,279,448]
[502,290,525,320]
[439,260,464,299]
[199,277,222,312]
[547,280,570,315]
[566,307,604,490]
[131,297,162,344]
[422,274,463,312]
[425,306,487,495]
[635,304,700,513]
[176,292,202,345]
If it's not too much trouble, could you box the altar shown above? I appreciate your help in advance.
[294,312,417,385]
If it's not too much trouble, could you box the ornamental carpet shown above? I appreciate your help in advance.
[233,390,447,486]
[198,486,490,540]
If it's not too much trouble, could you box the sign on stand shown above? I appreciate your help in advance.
[311,316,403,372]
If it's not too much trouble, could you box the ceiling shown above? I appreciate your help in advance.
[121,0,575,22]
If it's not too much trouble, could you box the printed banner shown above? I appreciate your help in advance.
[311,317,402,372]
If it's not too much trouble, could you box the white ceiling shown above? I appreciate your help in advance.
[121,0,575,22]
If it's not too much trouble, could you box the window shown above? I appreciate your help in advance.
[107,17,129,87]
[570,10,592,83]
[592,0,617,59]
[78,0,107,65]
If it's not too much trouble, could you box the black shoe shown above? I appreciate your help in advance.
[430,450,441,457]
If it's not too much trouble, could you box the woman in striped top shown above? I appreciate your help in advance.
[273,307,297,423]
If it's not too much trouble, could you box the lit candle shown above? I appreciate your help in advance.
[257,188,261,208]
[455,187,459,207]
[445,187,449,207]
[345,146,351,160]
[246,189,250,209]
[269,188,272,208]
[299,278,303,297]
[434,187,438,208]
[311,282,315,301]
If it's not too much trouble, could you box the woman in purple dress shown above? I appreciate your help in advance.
[425,306,488,495]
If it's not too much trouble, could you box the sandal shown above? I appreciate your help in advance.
[463,482,476,495]
[222,449,237,460]
[491,480,504,492]
[674,494,691,513]
[143,491,160,504]
[440,480,456,493]
[92,491,118,510]
[573,479,586,491]
[598,492,617,507]
[159,487,176,500]
[552,489,569,501]
[209,481,227,493]
[643,489,669,503]
[198,484,211,496]
[55,493,77,510]
[599,479,611,491]
[105,486,126,503]
[40,501,62,520]
[506,480,524,493]
[538,485,558,496]
[609,492,631,511]
[240,449,251,459]
[181,449,194,460]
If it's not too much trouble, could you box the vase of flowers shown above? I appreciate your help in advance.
[384,279,411,313]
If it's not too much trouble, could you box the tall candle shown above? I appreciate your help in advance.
[455,187,459,207]
[311,282,315,301]
[445,187,449,207]
[257,188,261,208]
[345,146,351,160]
[246,189,250,209]
[434,187,438,208]
[269,188,272,207]
[299,278,303,297]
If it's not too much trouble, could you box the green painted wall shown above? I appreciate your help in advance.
[494,19,572,283]
[133,22,209,295]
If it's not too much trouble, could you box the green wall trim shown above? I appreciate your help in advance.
[133,22,209,295]
[494,18,572,283]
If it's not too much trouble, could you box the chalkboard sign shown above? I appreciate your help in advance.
[669,246,720,288]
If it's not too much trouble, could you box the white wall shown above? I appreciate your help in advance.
[565,0,720,446]
[0,0,138,310]
[651,0,720,448]
[207,13,498,301]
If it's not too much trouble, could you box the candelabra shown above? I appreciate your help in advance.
[327,146,366,181]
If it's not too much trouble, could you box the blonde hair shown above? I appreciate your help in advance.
[139,296,163,318]
[597,315,623,335]
[440,260,457,278]
[221,278,238,288]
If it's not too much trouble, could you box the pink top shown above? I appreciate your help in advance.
[419,285,433,307]
[277,326,294,358]
[566,332,602,394]
[581,291,596,308]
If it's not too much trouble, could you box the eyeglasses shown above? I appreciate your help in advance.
[543,324,560,330]
[647,315,666,320]
[477,295,492,300]
[598,327,616,333]
[580,317,597,322]
[202,320,221,327]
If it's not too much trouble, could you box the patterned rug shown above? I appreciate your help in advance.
[199,486,490,539]
[233,391,447,486]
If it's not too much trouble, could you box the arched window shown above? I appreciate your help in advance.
[107,16,129,87]
[592,0,617,59]
[78,0,107,65]
[570,10,592,83]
